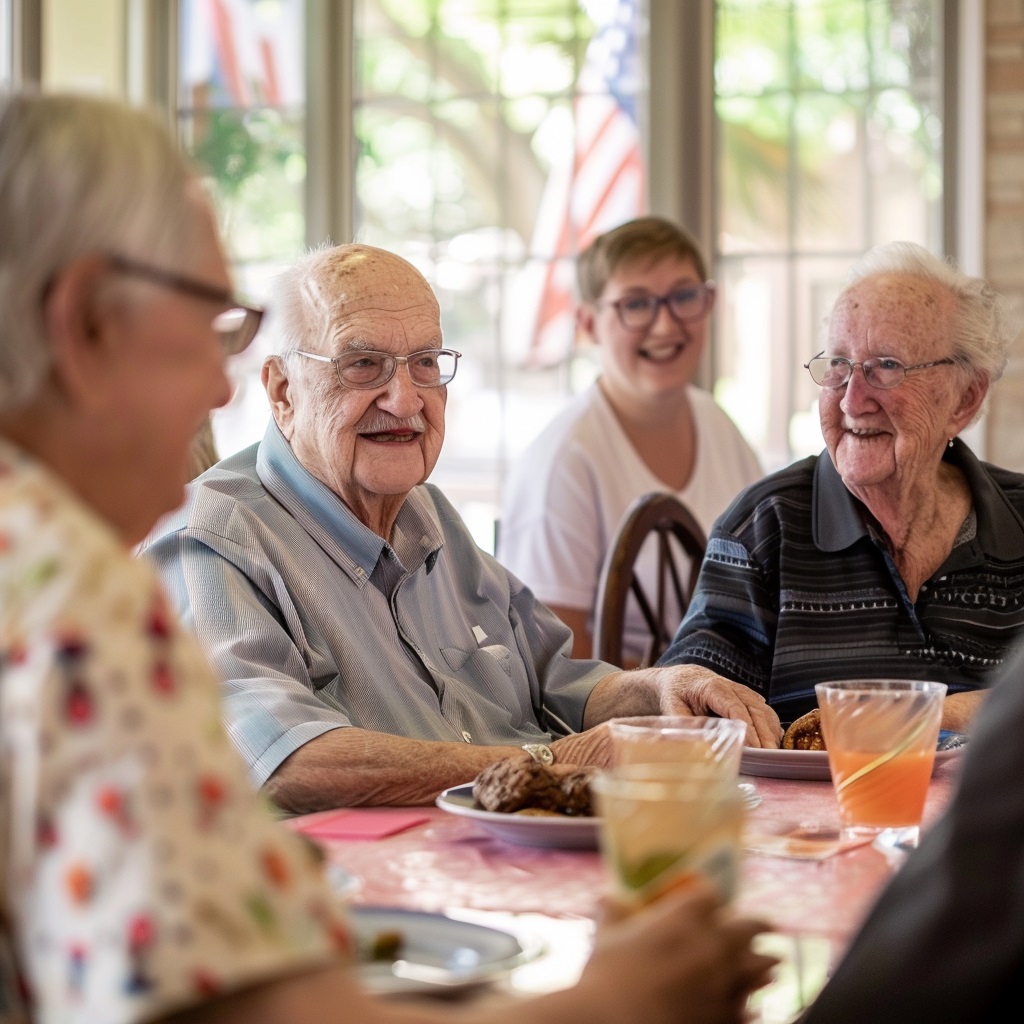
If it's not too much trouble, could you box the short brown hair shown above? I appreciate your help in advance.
[575,216,708,304]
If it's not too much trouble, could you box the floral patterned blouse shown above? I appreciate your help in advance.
[0,439,353,1023]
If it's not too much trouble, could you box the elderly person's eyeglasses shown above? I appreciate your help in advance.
[803,352,956,390]
[292,348,462,390]
[602,282,715,330]
[106,254,264,356]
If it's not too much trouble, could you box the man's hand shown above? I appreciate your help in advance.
[584,665,783,748]
[941,690,985,734]
[654,665,783,748]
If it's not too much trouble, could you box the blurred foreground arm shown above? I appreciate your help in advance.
[168,878,777,1024]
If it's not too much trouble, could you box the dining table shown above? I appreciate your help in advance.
[288,752,964,1020]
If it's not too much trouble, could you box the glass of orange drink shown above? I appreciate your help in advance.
[815,679,947,847]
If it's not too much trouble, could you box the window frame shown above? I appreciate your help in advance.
[7,0,980,462]
[331,0,980,474]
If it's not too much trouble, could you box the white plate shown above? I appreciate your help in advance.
[436,783,600,849]
[740,744,963,782]
[436,781,761,849]
[351,906,540,995]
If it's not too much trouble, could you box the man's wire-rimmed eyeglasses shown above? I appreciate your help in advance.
[602,281,715,331]
[291,348,462,390]
[106,254,264,356]
[803,352,956,390]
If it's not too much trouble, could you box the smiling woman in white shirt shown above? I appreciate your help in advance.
[498,216,762,664]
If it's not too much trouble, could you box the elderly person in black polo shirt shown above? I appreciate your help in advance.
[659,241,1024,737]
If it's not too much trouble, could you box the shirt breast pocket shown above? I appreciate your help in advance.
[440,643,513,678]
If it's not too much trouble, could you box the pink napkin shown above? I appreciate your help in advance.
[286,808,430,841]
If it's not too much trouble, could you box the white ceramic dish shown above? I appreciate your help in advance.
[351,906,539,995]
[436,781,761,849]
[436,783,600,849]
[740,744,963,782]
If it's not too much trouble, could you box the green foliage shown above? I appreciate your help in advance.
[192,110,263,197]
[714,0,942,247]
[187,108,305,262]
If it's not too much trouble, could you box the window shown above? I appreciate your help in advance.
[20,2,961,538]
[712,0,948,469]
[3,0,41,85]
[177,0,307,457]
[179,0,650,549]
[1,0,10,83]
[351,0,648,544]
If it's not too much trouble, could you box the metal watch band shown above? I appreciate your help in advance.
[521,743,555,766]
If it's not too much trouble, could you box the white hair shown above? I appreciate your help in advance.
[266,241,341,358]
[835,240,1017,388]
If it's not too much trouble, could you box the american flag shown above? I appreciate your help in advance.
[523,0,647,366]
[181,0,303,108]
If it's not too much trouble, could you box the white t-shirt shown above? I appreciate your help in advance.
[497,384,762,664]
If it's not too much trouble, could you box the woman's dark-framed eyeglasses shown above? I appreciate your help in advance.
[292,348,462,390]
[106,254,264,356]
[602,281,715,330]
[803,352,956,390]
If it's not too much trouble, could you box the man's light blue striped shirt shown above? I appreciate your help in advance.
[141,423,612,786]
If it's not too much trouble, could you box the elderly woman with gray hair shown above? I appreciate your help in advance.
[659,241,1024,740]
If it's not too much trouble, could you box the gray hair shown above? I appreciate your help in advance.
[836,240,1016,389]
[266,242,341,358]
[0,90,202,412]
[266,243,437,401]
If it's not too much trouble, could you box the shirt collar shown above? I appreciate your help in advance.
[256,420,444,575]
[812,437,1024,558]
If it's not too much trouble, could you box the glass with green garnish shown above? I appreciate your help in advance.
[591,763,746,906]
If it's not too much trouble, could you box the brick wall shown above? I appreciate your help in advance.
[986,0,1024,470]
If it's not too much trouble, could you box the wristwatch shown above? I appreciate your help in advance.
[521,743,555,766]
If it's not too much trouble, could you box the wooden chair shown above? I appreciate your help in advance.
[592,492,708,669]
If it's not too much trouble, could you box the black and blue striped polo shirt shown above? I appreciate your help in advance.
[658,439,1024,725]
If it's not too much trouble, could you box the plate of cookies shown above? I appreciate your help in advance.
[436,759,601,849]
[437,782,601,849]
[437,759,762,849]
[740,710,966,781]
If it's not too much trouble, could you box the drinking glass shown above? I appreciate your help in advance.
[815,679,947,847]
[606,715,747,783]
[591,762,746,906]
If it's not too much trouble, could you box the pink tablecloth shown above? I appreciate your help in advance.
[294,756,962,952]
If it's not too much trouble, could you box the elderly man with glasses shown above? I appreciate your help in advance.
[141,243,779,812]
[658,240,1024,741]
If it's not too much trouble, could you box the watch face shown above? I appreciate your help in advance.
[524,744,554,766]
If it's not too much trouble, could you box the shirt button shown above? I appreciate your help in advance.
[461,731,473,743]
